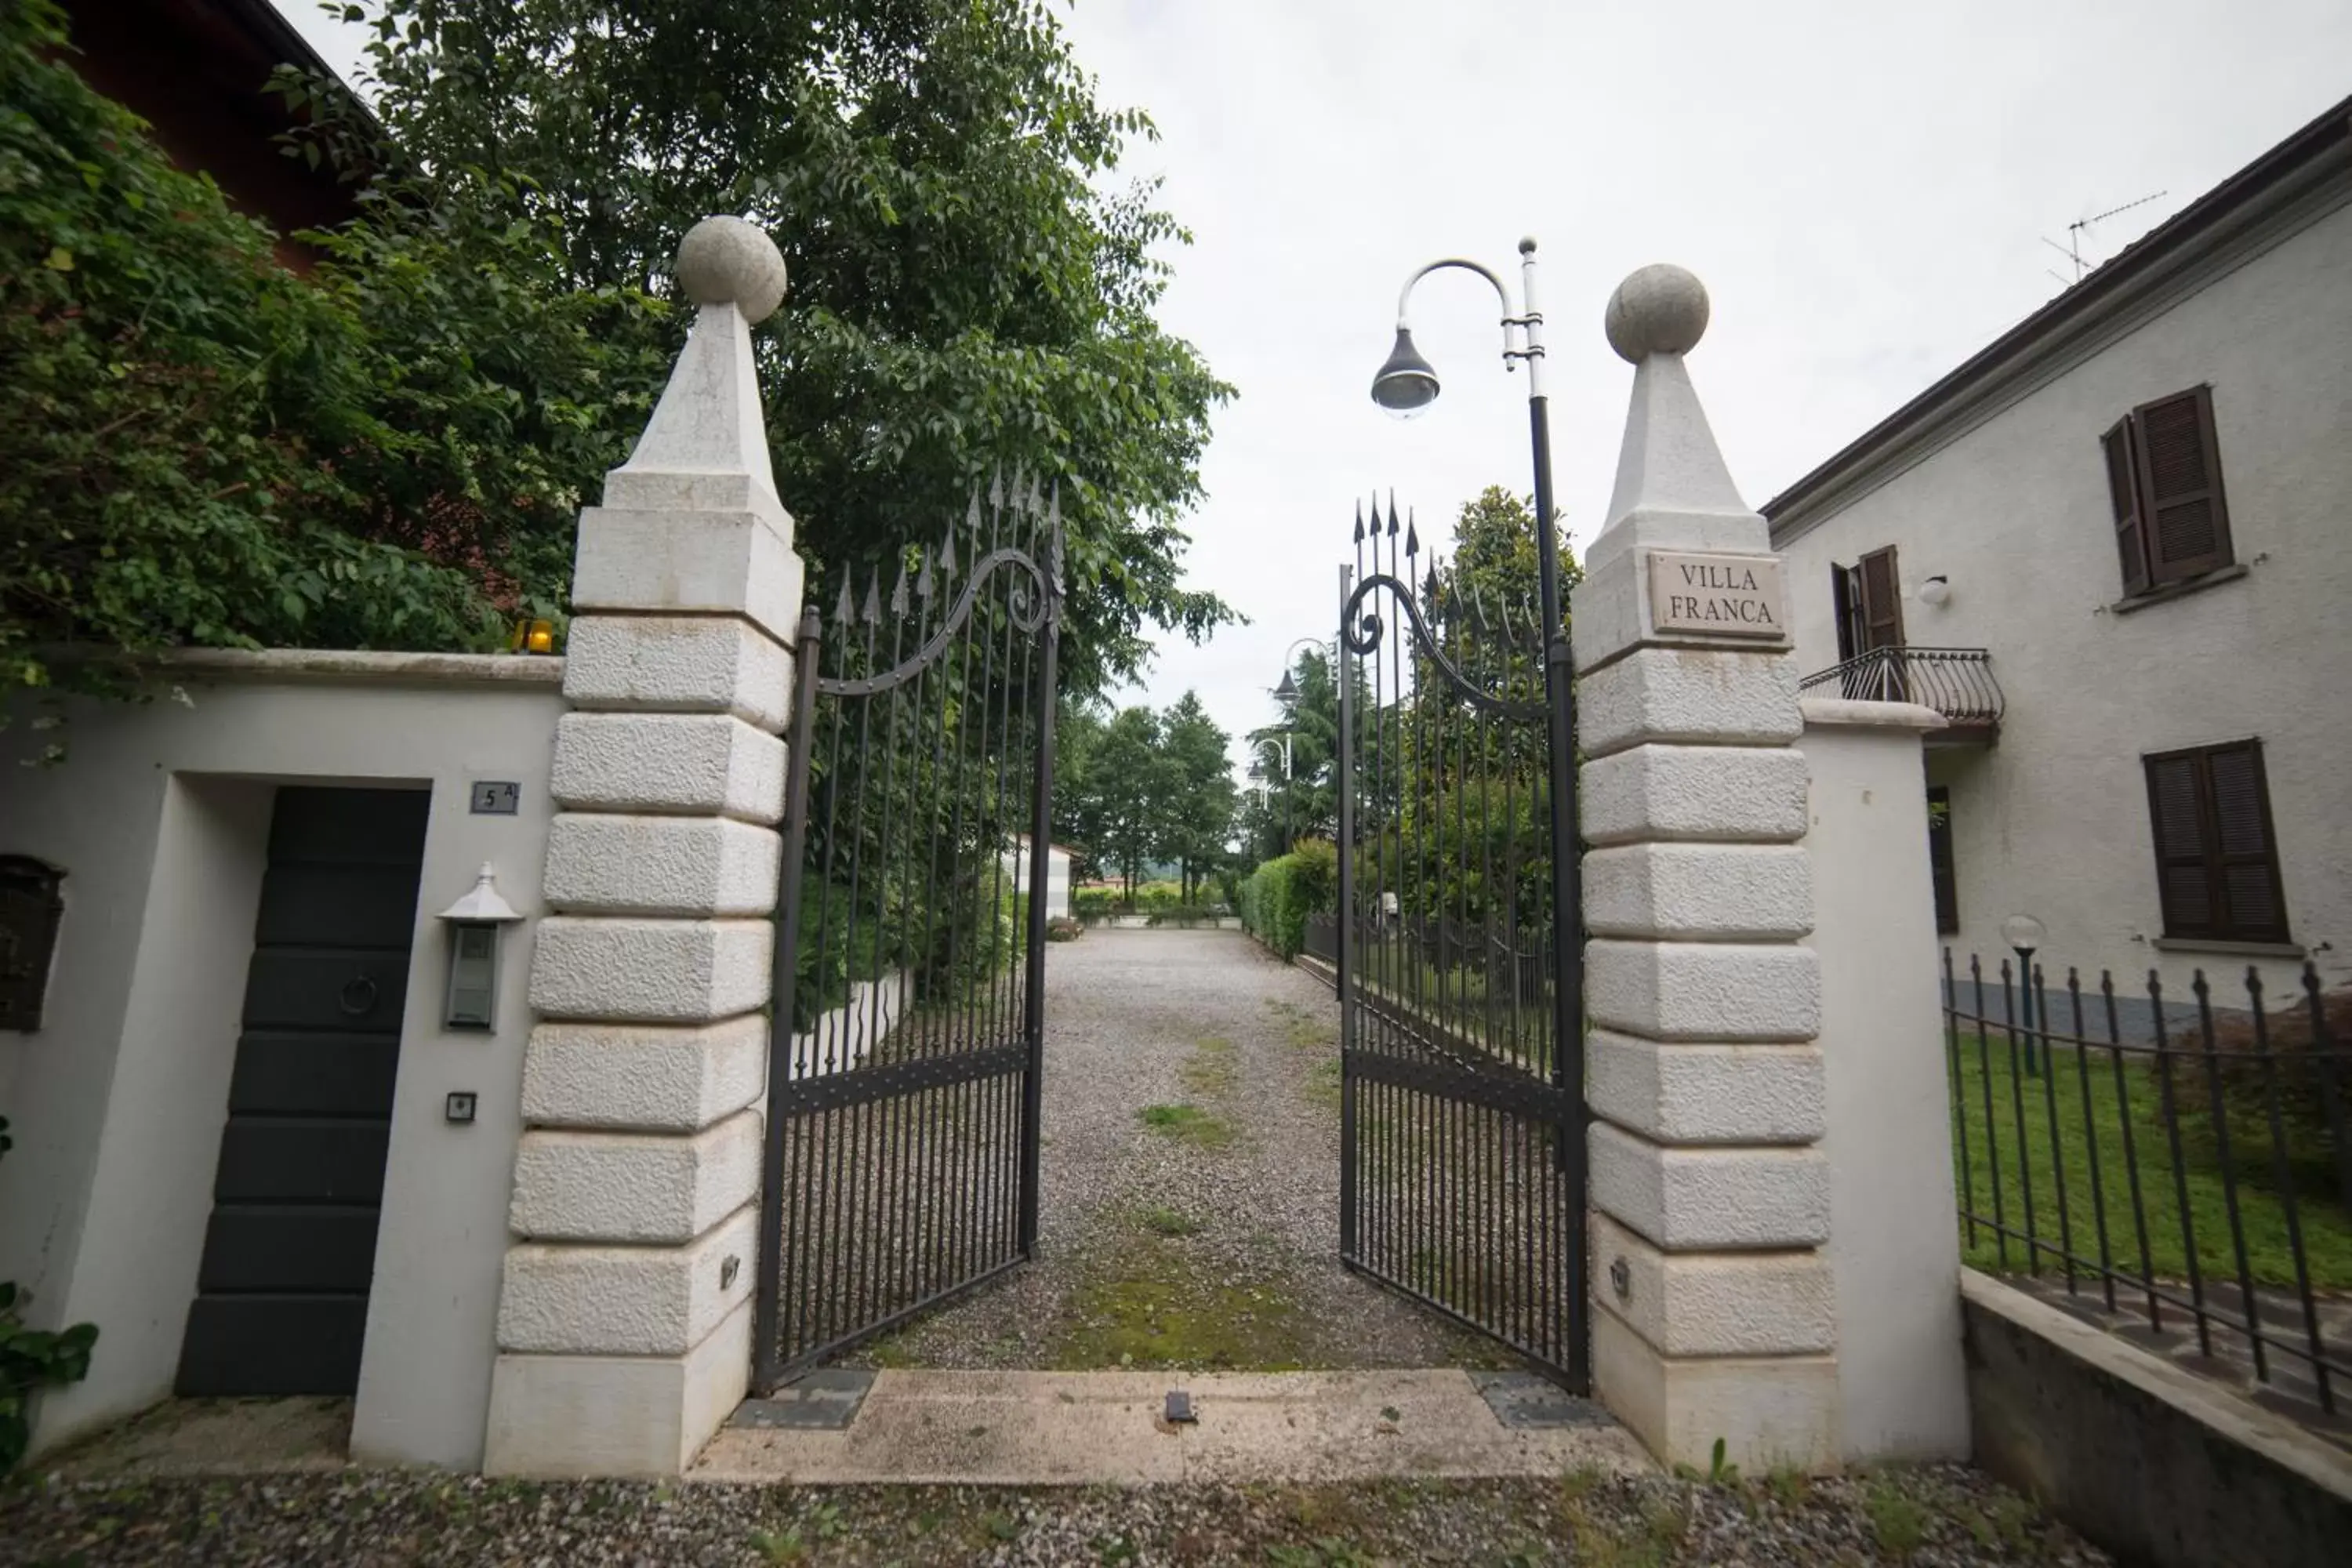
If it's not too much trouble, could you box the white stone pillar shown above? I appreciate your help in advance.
[1799,698,1970,1463]
[484,218,800,1478]
[1571,266,1838,1472]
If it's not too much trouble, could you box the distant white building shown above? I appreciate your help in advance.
[1766,94,2350,1007]
[1004,834,1073,921]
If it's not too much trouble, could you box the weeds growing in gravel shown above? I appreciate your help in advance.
[1864,1474,1931,1558]
[1137,1102,1236,1148]
[1138,1206,1206,1237]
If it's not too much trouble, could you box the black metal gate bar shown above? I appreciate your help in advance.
[753,474,1062,1394]
[1335,495,1584,1386]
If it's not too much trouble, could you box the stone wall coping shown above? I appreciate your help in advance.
[139,647,568,688]
[1960,1267,2352,1503]
[1797,696,1947,733]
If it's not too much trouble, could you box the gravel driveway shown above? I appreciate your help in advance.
[845,927,1494,1371]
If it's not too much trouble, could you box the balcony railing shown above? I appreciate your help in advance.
[1799,646,2004,736]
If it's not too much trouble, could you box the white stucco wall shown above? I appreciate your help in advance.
[0,652,564,1467]
[1798,699,1970,1462]
[1773,187,2352,1000]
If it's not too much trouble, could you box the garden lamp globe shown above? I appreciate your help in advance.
[2000,913,2045,956]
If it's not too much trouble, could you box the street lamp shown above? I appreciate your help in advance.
[1252,733,1294,851]
[1370,238,1581,1160]
[2002,913,2046,1076]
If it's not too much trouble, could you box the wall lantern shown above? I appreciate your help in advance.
[1919,574,1952,608]
[437,863,523,1029]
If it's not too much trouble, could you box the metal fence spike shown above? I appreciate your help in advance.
[890,561,909,617]
[1353,500,1366,545]
[940,528,959,579]
[988,465,1004,513]
[964,488,983,535]
[1405,516,1420,558]
[862,568,881,624]
[833,571,855,626]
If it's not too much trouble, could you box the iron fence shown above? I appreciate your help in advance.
[1944,949,2352,1415]
[1801,646,2004,727]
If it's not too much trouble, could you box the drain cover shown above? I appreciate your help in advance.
[729,1368,877,1432]
[1471,1371,1613,1429]
[1164,1390,1196,1424]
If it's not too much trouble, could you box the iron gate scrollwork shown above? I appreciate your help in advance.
[1334,498,1587,1387]
[753,473,1062,1392]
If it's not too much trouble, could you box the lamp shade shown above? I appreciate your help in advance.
[1370,327,1440,413]
[1272,671,1301,707]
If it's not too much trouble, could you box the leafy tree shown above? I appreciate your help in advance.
[2,0,668,725]
[331,0,1237,695]
[1387,487,1577,928]
[1157,691,1236,902]
[1089,705,1167,900]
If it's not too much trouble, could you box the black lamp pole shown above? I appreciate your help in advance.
[1372,238,1585,1392]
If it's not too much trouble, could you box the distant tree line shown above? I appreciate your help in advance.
[1054,691,1236,902]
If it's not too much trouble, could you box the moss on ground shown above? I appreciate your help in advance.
[1051,1247,1309,1370]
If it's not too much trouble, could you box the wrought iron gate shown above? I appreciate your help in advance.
[1334,501,1588,1388]
[753,475,1061,1392]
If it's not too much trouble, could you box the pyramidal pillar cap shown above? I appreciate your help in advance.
[599,216,789,517]
[1587,263,1763,572]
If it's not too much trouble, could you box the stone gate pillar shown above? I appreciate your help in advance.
[1570,266,1838,1471]
[484,219,800,1477]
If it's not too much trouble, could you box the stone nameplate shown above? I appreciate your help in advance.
[1646,550,1788,641]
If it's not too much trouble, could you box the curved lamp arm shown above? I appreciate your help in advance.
[1390,244,1548,400]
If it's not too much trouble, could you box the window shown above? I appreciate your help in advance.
[2102,386,2234,596]
[2143,740,2288,944]
[1926,787,1958,935]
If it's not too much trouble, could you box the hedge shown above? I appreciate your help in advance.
[1237,838,1337,960]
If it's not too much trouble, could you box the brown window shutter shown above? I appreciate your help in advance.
[2143,741,2291,942]
[2145,751,2213,936]
[2103,417,2151,596]
[2204,742,2288,942]
[1857,546,1903,652]
[2130,387,2234,585]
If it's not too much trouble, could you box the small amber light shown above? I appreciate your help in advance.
[524,619,555,655]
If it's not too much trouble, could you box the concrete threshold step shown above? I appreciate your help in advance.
[698,1368,1651,1486]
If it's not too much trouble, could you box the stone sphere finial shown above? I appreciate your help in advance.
[674,216,788,324]
[1604,263,1710,364]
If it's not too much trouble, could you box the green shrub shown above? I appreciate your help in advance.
[1238,838,1338,959]
[1,1117,96,1472]
[1045,916,1083,942]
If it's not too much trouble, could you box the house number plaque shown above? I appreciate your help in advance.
[0,855,65,1033]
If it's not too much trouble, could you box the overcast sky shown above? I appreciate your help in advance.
[271,0,2350,779]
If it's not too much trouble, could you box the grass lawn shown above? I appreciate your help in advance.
[1949,1028,2352,1291]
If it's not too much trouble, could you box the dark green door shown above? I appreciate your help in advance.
[176,787,430,1397]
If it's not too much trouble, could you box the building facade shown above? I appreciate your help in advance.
[1766,96,2351,1010]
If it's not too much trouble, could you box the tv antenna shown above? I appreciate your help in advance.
[2043,191,2168,285]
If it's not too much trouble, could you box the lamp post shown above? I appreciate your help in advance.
[2002,913,2046,1076]
[1252,733,1294,852]
[1370,238,1583,1160]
